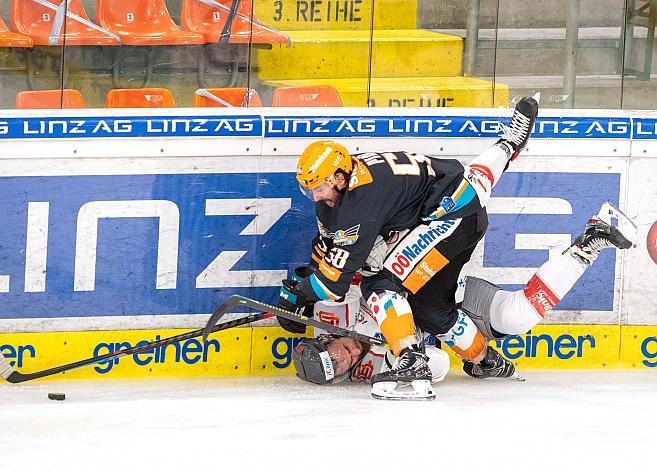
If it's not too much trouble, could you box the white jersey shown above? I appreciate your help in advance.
[313,284,449,383]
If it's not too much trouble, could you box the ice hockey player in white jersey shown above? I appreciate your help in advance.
[291,281,450,389]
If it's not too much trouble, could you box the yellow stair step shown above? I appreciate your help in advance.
[262,76,509,108]
[254,0,417,31]
[258,30,463,80]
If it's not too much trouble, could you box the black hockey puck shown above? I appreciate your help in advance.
[48,393,65,401]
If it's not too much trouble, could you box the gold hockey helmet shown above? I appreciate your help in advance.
[296,140,353,190]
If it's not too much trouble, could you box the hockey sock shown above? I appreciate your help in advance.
[435,310,488,363]
[489,250,587,335]
[368,291,417,356]
[463,145,510,207]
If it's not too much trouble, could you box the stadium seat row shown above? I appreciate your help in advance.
[15,85,344,108]
[0,0,289,48]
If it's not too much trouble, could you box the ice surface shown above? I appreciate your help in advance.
[1,371,655,470]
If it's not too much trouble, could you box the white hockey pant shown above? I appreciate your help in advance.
[490,250,587,335]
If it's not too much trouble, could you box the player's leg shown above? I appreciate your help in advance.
[411,247,520,380]
[405,213,521,379]
[463,202,636,339]
[362,277,418,356]
[360,276,434,400]
[460,94,540,208]
[410,249,488,363]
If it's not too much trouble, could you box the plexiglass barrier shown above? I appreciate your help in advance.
[0,0,655,109]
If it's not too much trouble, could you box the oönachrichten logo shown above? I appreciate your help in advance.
[648,220,657,265]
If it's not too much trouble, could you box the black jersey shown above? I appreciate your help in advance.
[300,150,482,302]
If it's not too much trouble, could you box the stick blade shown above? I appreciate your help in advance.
[202,295,241,341]
[0,352,23,383]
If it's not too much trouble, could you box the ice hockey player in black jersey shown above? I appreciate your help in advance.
[289,200,636,393]
[277,95,540,400]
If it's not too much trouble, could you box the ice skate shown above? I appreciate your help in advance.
[568,202,637,265]
[463,347,525,381]
[498,93,540,161]
[371,345,435,401]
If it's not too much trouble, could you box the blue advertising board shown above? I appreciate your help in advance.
[0,164,620,320]
[485,172,620,311]
[0,114,637,139]
[0,170,314,319]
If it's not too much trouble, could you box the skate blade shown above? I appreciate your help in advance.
[511,372,526,382]
[371,380,436,401]
[597,202,638,247]
[473,372,526,381]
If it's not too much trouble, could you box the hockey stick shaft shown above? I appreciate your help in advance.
[203,295,386,346]
[0,311,270,384]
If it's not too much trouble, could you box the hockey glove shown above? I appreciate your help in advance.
[277,273,314,334]
[292,265,315,279]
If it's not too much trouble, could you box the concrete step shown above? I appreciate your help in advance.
[497,74,657,109]
[258,29,463,80]
[438,27,655,76]
[418,0,624,29]
[253,0,417,30]
[261,76,508,107]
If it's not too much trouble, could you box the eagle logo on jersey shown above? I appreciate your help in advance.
[333,225,360,246]
[317,219,360,246]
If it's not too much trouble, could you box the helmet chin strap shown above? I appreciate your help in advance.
[331,171,350,192]
[325,174,338,187]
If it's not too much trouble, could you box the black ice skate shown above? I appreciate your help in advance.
[568,202,637,265]
[463,347,525,381]
[498,93,540,161]
[371,345,435,401]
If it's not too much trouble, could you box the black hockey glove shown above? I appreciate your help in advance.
[277,268,315,334]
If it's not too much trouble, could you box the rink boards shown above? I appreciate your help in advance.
[0,107,655,379]
[0,324,656,380]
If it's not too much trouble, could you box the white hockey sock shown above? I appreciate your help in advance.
[464,145,510,207]
[435,310,487,362]
[489,251,587,335]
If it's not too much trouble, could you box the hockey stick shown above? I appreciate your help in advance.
[202,295,386,346]
[0,310,270,384]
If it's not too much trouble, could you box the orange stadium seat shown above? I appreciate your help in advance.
[0,14,33,47]
[16,89,87,108]
[105,88,176,108]
[272,86,343,107]
[181,0,289,45]
[10,0,119,46]
[95,0,204,46]
[192,88,263,107]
